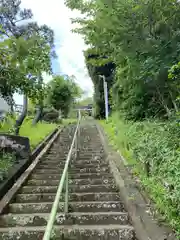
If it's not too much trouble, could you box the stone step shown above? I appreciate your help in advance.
[0,225,135,240]
[78,151,104,154]
[46,151,104,156]
[0,212,129,227]
[42,157,104,163]
[30,172,112,180]
[78,153,105,156]
[37,162,109,169]
[19,184,118,194]
[40,159,106,165]
[77,149,104,151]
[8,201,125,214]
[77,155,104,158]
[26,178,115,186]
[14,192,121,203]
[34,166,110,174]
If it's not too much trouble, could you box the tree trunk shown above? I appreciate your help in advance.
[156,87,171,118]
[32,74,44,126]
[169,90,178,113]
[10,103,14,114]
[6,95,14,115]
[32,105,43,125]
[14,94,28,135]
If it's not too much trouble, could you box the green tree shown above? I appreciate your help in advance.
[66,0,180,120]
[47,75,82,118]
[0,0,55,133]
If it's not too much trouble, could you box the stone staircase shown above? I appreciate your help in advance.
[0,123,136,240]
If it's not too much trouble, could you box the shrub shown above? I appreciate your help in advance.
[0,153,14,182]
[101,113,180,236]
[42,108,59,123]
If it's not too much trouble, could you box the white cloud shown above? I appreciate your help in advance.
[19,0,93,99]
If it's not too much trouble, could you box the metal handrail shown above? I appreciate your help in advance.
[43,110,81,240]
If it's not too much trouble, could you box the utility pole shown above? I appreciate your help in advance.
[99,75,109,121]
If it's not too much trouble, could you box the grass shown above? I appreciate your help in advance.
[0,116,57,149]
[20,118,78,149]
[19,120,57,149]
[100,113,180,238]
[0,115,15,133]
[0,116,77,149]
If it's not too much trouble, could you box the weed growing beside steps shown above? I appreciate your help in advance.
[100,113,180,238]
[0,153,15,182]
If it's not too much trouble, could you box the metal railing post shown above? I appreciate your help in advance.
[75,133,77,159]
[64,172,68,213]
[77,110,81,158]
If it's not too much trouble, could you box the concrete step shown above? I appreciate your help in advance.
[14,192,121,203]
[37,162,109,169]
[8,201,125,214]
[34,166,110,174]
[30,172,112,180]
[43,156,104,162]
[46,150,104,155]
[77,155,104,159]
[26,178,115,186]
[79,153,104,156]
[40,159,106,165]
[77,149,104,152]
[19,184,118,194]
[0,212,129,227]
[0,225,135,240]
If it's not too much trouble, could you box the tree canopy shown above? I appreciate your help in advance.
[66,0,180,120]
[0,0,55,101]
[46,75,82,118]
[0,0,56,133]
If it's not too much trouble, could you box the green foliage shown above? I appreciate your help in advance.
[0,153,14,182]
[42,108,59,123]
[101,114,180,236]
[66,0,180,120]
[0,114,16,133]
[0,0,54,110]
[0,0,56,132]
[47,75,82,117]
[84,51,115,118]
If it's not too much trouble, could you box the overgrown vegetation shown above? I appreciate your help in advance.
[101,114,180,237]
[66,0,180,236]
[0,153,15,182]
[66,0,180,120]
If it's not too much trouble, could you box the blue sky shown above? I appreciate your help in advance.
[14,0,93,104]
